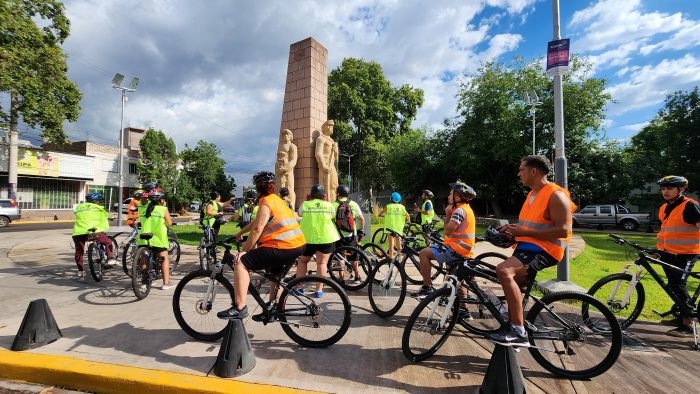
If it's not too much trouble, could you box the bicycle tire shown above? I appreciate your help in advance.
[402,253,424,285]
[402,287,459,362]
[368,258,407,317]
[121,239,137,277]
[172,269,235,341]
[586,273,645,330]
[168,238,181,273]
[328,245,372,291]
[361,242,387,261]
[526,291,622,379]
[279,275,352,348]
[132,247,152,300]
[108,236,119,258]
[473,252,508,272]
[458,280,504,336]
[371,228,386,245]
[87,243,103,282]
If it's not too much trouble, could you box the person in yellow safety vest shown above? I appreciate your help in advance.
[412,181,476,306]
[72,192,115,278]
[381,192,410,259]
[239,189,258,238]
[295,184,340,298]
[217,171,306,319]
[486,155,576,347]
[333,184,366,285]
[137,191,174,289]
[205,191,235,241]
[655,175,700,337]
[414,189,436,232]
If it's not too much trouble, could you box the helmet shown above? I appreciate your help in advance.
[422,189,434,199]
[86,192,103,203]
[391,192,401,203]
[337,185,350,197]
[484,227,516,248]
[148,191,165,202]
[245,189,258,200]
[253,171,276,186]
[311,184,325,199]
[279,187,290,197]
[449,180,476,200]
[143,182,159,192]
[657,175,688,188]
[133,189,144,198]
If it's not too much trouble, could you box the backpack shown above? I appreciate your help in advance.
[335,199,356,232]
[239,204,254,228]
[198,205,206,226]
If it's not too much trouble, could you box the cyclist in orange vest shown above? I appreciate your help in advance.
[488,155,575,347]
[126,189,143,227]
[217,171,306,320]
[655,175,700,337]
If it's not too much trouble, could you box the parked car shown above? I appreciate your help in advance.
[113,198,133,213]
[0,199,21,228]
[573,204,652,231]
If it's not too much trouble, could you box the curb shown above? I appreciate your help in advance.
[0,349,323,394]
[12,219,75,225]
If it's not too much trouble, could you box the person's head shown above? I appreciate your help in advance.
[148,191,165,203]
[253,171,276,196]
[657,175,688,202]
[133,189,144,198]
[391,192,401,203]
[279,187,290,198]
[337,185,350,198]
[85,192,103,204]
[518,155,551,188]
[210,191,221,202]
[282,129,293,143]
[245,189,258,202]
[322,120,335,136]
[311,184,325,200]
[143,182,159,192]
[421,189,434,200]
[448,180,476,204]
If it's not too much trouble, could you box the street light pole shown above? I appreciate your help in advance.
[112,73,139,227]
[531,107,536,155]
[340,152,355,191]
[524,91,542,155]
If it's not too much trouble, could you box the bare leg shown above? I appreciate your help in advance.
[296,255,312,280]
[159,251,170,285]
[418,247,435,286]
[495,257,529,326]
[233,260,251,310]
[315,252,331,291]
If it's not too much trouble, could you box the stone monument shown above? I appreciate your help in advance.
[315,120,339,201]
[275,129,297,205]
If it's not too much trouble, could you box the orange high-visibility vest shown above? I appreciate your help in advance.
[516,183,576,261]
[258,194,306,249]
[444,202,476,258]
[127,199,140,226]
[657,198,700,255]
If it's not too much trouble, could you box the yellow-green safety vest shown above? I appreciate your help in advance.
[384,203,407,234]
[138,204,169,248]
[72,202,109,236]
[204,200,220,227]
[300,199,340,244]
[421,199,435,224]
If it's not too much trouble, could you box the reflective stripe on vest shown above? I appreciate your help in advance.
[258,194,306,249]
[515,183,575,261]
[444,203,476,258]
[657,198,700,254]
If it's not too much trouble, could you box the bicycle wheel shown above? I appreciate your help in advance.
[526,291,622,379]
[172,269,235,341]
[587,273,645,330]
[459,280,504,336]
[108,236,119,258]
[328,245,372,291]
[198,237,214,271]
[402,287,459,362]
[168,238,181,273]
[473,252,508,272]
[361,242,387,262]
[132,247,153,300]
[279,275,351,348]
[371,228,387,245]
[368,258,407,317]
[121,239,137,277]
[87,243,104,282]
[401,253,424,285]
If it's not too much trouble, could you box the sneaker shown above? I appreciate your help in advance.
[106,259,118,266]
[666,325,694,338]
[161,283,173,290]
[459,309,473,321]
[411,286,435,299]
[75,270,86,279]
[314,290,324,298]
[217,305,249,320]
[486,325,530,347]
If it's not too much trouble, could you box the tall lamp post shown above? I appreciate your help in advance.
[339,152,355,191]
[524,90,542,155]
[111,73,139,227]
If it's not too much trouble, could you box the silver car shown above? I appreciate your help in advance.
[0,199,21,227]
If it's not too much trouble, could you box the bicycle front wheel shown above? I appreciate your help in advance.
[168,238,181,273]
[198,237,214,271]
[279,275,351,348]
[172,269,235,341]
[328,245,372,291]
[587,273,645,330]
[526,291,622,379]
[402,287,459,362]
[87,243,104,282]
[121,239,137,277]
[132,247,152,300]
[368,258,407,317]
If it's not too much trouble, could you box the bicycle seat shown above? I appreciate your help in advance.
[88,227,97,233]
[140,233,154,240]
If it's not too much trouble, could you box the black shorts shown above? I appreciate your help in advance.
[303,242,336,256]
[512,249,559,279]
[151,247,168,254]
[241,245,305,275]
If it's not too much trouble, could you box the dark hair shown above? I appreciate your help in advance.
[144,201,156,218]
[279,187,289,197]
[210,191,220,200]
[521,155,551,175]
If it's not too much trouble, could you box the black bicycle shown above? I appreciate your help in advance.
[172,237,352,347]
[121,225,180,277]
[327,234,374,291]
[86,228,119,282]
[131,233,175,300]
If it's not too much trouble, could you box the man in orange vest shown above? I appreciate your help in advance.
[655,175,700,337]
[126,189,143,227]
[488,155,575,347]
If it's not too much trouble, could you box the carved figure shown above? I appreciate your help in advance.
[315,120,339,201]
[276,129,297,205]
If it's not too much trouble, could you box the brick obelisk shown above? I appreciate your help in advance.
[278,37,328,209]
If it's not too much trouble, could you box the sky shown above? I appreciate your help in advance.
[13,0,700,190]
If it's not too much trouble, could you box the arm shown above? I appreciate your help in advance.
[505,190,571,239]
[163,207,173,227]
[220,198,235,208]
[315,139,329,172]
[242,203,271,252]
[206,203,221,217]
[405,207,411,224]
[288,144,297,169]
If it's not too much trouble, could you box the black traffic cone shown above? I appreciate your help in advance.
[213,319,256,378]
[480,344,528,394]
[11,299,62,351]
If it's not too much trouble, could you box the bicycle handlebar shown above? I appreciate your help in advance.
[608,234,657,253]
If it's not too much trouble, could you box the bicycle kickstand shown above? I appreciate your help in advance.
[693,318,699,351]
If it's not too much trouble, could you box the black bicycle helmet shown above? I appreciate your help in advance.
[85,192,103,203]
[279,187,290,197]
[484,226,516,248]
[337,185,350,197]
[143,182,159,192]
[422,189,434,199]
[449,180,476,200]
[148,191,165,202]
[245,189,258,200]
[657,175,688,188]
[253,171,276,185]
[311,184,325,199]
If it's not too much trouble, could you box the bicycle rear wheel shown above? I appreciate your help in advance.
[402,287,459,362]
[328,245,372,291]
[172,269,235,341]
[279,275,351,348]
[87,243,104,282]
[526,291,622,379]
[473,252,508,272]
[371,228,387,245]
[368,258,407,317]
[198,237,214,271]
[168,238,181,273]
[121,239,136,277]
[132,247,153,300]
[587,273,645,330]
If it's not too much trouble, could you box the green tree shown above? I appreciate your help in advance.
[179,140,236,202]
[384,127,439,195]
[137,129,178,199]
[328,58,424,190]
[0,0,81,143]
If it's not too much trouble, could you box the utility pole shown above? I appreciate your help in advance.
[7,91,19,204]
[112,73,139,227]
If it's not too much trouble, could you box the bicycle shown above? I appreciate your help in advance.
[121,225,180,277]
[327,234,374,291]
[402,257,622,379]
[131,233,174,300]
[172,237,352,347]
[86,228,118,282]
[198,224,218,271]
[588,234,700,340]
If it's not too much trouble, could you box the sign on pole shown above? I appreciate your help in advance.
[546,38,570,77]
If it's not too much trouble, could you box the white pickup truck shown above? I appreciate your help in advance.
[572,204,652,231]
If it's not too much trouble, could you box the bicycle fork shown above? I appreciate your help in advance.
[608,264,643,309]
[426,279,458,329]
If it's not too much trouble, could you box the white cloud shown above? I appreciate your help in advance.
[619,122,648,132]
[640,22,700,55]
[485,0,537,15]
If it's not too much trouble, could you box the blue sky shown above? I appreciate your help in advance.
[9,0,699,189]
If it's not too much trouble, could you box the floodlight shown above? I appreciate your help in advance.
[111,73,125,87]
[128,77,140,90]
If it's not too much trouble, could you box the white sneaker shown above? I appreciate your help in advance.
[76,270,86,279]
[106,259,118,266]
[161,283,173,290]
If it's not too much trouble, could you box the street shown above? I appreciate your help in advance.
[0,217,193,233]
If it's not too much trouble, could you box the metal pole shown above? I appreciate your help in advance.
[552,0,569,281]
[348,156,352,191]
[8,91,19,204]
[532,107,536,155]
[116,91,125,226]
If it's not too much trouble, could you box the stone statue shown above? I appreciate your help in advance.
[315,120,339,201]
[276,129,297,205]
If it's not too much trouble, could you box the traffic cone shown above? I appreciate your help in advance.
[479,344,528,394]
[11,299,62,351]
[213,319,256,378]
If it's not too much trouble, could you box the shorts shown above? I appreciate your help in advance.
[151,247,168,254]
[336,234,358,247]
[430,244,462,265]
[303,242,336,256]
[241,245,306,275]
[512,248,559,279]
